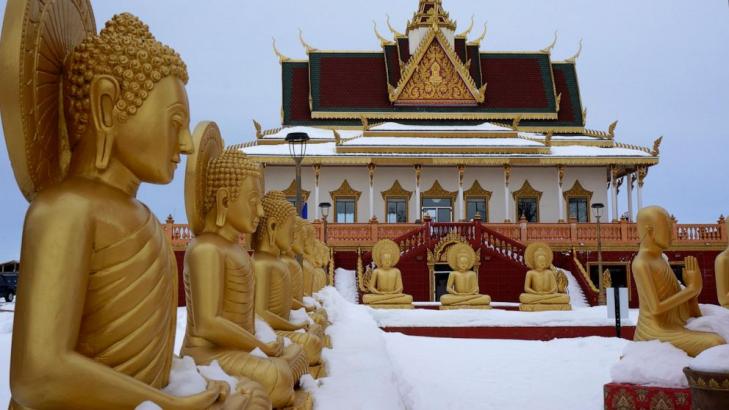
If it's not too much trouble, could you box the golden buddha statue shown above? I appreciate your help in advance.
[311,241,329,293]
[284,217,308,311]
[252,192,323,372]
[180,123,311,409]
[0,7,235,408]
[519,242,571,312]
[633,206,725,357]
[362,239,413,308]
[716,219,729,308]
[439,243,492,309]
[299,224,318,298]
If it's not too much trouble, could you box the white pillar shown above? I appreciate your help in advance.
[557,165,565,222]
[637,166,646,210]
[627,172,634,222]
[368,164,375,221]
[415,165,422,221]
[610,166,619,222]
[504,165,511,222]
[314,164,320,219]
[457,165,465,221]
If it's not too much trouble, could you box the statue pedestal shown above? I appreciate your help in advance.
[365,304,414,309]
[604,383,691,410]
[439,305,492,310]
[519,304,572,312]
[683,368,729,410]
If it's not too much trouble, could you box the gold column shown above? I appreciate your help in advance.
[503,164,512,223]
[314,164,321,219]
[415,164,422,221]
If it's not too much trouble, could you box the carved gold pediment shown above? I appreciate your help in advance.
[464,180,492,200]
[389,28,485,106]
[563,180,593,201]
[330,179,362,201]
[381,180,413,201]
[421,180,457,201]
[283,179,310,201]
[512,180,543,202]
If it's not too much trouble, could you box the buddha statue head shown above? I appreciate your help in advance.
[291,217,306,255]
[302,223,316,259]
[637,206,673,250]
[525,242,553,272]
[252,191,296,254]
[64,13,192,186]
[372,239,400,269]
[447,243,476,273]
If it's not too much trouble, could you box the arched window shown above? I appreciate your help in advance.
[563,180,593,223]
[330,180,361,223]
[381,180,412,223]
[512,180,542,222]
[464,181,492,222]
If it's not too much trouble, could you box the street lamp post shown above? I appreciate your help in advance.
[319,202,331,244]
[592,203,606,305]
[285,132,310,218]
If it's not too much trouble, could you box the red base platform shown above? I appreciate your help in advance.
[604,383,691,410]
[381,326,635,340]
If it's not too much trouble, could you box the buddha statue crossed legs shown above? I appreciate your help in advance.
[439,243,491,309]
[1,8,237,408]
[519,242,571,312]
[716,219,729,309]
[252,192,324,373]
[633,206,725,357]
[362,239,413,309]
[180,123,310,409]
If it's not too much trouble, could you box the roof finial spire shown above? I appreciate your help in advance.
[468,22,488,45]
[386,14,404,37]
[566,39,583,63]
[457,15,475,37]
[373,21,393,46]
[272,38,290,63]
[540,31,558,54]
[298,28,317,53]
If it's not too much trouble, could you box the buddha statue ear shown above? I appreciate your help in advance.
[268,220,277,248]
[89,75,121,171]
[215,188,230,227]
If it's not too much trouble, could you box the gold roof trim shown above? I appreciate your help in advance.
[330,179,362,201]
[467,22,488,46]
[251,156,659,167]
[512,180,543,202]
[336,145,550,155]
[464,180,492,199]
[381,180,413,201]
[386,14,404,37]
[310,110,558,121]
[563,180,593,201]
[457,15,475,38]
[373,21,394,46]
[421,180,457,201]
[362,130,519,138]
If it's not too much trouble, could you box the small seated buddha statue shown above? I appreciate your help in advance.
[252,192,324,372]
[3,11,235,409]
[311,241,329,293]
[180,124,310,409]
[439,243,492,309]
[362,239,413,308]
[300,223,318,298]
[519,242,572,312]
[291,221,329,329]
[716,219,729,308]
[282,217,308,311]
[633,206,725,357]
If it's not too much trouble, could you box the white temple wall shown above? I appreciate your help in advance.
[462,167,506,222]
[372,166,418,223]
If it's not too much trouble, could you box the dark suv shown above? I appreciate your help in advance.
[0,273,17,302]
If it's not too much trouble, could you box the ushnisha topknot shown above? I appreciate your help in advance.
[203,149,261,214]
[64,13,189,143]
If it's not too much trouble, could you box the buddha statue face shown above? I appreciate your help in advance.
[381,251,394,268]
[291,219,305,254]
[637,206,673,249]
[456,252,471,272]
[254,190,296,253]
[274,214,295,253]
[534,250,548,271]
[225,176,264,235]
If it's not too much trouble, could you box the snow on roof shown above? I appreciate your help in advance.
[262,126,362,140]
[369,122,513,132]
[342,137,541,147]
[549,145,652,157]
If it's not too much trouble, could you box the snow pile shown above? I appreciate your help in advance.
[198,360,238,392]
[135,402,162,410]
[610,341,691,388]
[686,304,729,342]
[303,296,321,309]
[311,287,405,410]
[691,345,729,373]
[254,317,278,343]
[334,268,358,304]
[290,307,314,325]
[372,306,638,328]
[386,333,626,410]
[161,356,208,397]
[559,269,589,308]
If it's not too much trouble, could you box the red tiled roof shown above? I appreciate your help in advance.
[480,55,550,109]
[317,54,391,109]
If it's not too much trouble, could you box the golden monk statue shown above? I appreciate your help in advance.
[284,218,309,311]
[716,219,729,308]
[1,6,239,408]
[300,224,318,297]
[311,241,329,293]
[180,123,311,409]
[439,243,491,309]
[519,242,571,312]
[362,239,413,308]
[633,206,725,357]
[252,192,324,373]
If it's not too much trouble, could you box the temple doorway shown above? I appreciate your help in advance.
[434,264,451,301]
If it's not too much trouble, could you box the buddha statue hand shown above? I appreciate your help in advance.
[683,256,702,293]
[177,380,228,410]
[261,337,284,357]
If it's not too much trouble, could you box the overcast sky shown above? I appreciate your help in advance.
[0,0,728,261]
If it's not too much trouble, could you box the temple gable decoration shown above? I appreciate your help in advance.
[389,27,486,106]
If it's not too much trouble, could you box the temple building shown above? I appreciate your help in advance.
[241,0,660,226]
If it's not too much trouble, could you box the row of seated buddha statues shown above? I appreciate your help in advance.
[519,242,572,312]
[439,243,492,309]
[632,206,726,357]
[2,5,277,409]
[360,239,414,309]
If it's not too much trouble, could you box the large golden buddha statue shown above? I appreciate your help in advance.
[0,5,234,408]
[252,192,323,372]
[633,206,725,356]
[362,239,413,308]
[519,242,571,312]
[180,123,311,409]
[716,219,729,308]
[439,243,491,309]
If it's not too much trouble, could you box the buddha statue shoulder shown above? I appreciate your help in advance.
[439,243,491,309]
[180,123,312,409]
[362,239,413,308]
[715,219,729,308]
[252,192,323,371]
[0,6,231,408]
[283,217,308,311]
[633,206,725,357]
[519,242,571,312]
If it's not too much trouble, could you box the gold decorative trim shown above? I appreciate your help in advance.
[272,38,290,63]
[512,180,542,222]
[298,28,317,53]
[467,22,488,46]
[330,179,362,223]
[362,130,519,138]
[382,180,412,223]
[563,180,593,222]
[283,179,311,202]
[565,39,583,64]
[540,31,558,54]
[386,14,404,37]
[464,181,492,222]
[373,21,394,46]
[310,110,558,121]
[249,156,659,167]
[457,15,475,38]
[421,180,457,214]
[336,145,550,155]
